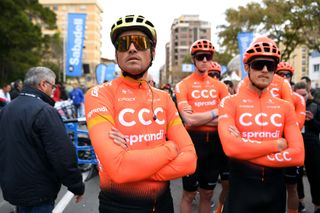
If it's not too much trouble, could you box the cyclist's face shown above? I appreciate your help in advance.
[245,57,276,90]
[115,31,155,75]
[193,51,212,73]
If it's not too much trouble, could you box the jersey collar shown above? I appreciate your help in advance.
[119,74,149,89]
[192,71,209,81]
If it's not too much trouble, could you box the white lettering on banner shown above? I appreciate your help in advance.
[125,130,165,145]
[194,100,216,107]
[239,113,282,127]
[191,89,217,99]
[270,88,280,97]
[119,107,165,127]
[242,130,281,139]
[69,18,84,66]
[267,152,291,161]
[87,106,108,118]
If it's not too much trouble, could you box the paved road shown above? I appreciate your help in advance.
[1,172,314,213]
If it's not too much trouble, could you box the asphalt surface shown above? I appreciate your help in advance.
[0,172,315,213]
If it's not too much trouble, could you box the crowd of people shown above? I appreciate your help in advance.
[0,14,320,213]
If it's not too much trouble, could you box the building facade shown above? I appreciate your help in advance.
[39,0,103,81]
[309,51,320,88]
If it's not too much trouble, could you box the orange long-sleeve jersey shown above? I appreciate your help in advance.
[293,92,306,130]
[218,87,304,168]
[85,75,197,200]
[175,72,229,132]
[237,75,294,103]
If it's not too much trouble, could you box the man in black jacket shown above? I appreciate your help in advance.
[0,67,85,213]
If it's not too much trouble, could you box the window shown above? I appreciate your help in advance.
[314,64,320,72]
[53,5,58,11]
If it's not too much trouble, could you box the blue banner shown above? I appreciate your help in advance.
[221,65,227,75]
[95,63,116,84]
[65,13,87,77]
[95,64,107,84]
[237,32,254,79]
[105,64,116,81]
[182,64,195,72]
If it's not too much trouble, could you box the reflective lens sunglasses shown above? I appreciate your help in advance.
[249,60,277,72]
[277,72,292,79]
[208,72,220,79]
[195,53,213,61]
[116,35,151,52]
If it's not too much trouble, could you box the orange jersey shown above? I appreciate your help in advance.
[292,92,306,130]
[237,75,293,103]
[85,75,196,200]
[175,72,229,132]
[218,87,304,167]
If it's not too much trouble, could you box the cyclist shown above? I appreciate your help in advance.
[218,37,304,213]
[276,61,306,213]
[84,15,197,213]
[175,39,229,213]
[208,61,221,80]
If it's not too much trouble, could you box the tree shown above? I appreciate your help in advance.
[217,0,320,60]
[0,0,57,85]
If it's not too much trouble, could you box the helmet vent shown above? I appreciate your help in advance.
[146,20,154,27]
[116,20,122,25]
[264,47,270,52]
[137,17,144,23]
[125,17,134,22]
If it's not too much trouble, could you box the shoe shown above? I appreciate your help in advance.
[211,200,216,208]
[298,202,306,212]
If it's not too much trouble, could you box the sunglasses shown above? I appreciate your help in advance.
[194,53,213,61]
[277,72,292,78]
[208,72,220,79]
[45,81,56,90]
[116,35,151,52]
[249,60,277,72]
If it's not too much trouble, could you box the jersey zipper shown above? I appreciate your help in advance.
[259,95,265,182]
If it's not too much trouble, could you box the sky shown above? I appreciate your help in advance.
[99,0,261,82]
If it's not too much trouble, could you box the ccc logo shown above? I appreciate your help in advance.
[270,88,280,98]
[191,89,216,99]
[267,152,291,161]
[239,113,282,127]
[119,107,165,127]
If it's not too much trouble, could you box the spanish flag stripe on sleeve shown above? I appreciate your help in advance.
[87,115,115,129]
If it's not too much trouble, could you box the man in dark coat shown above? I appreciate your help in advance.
[0,67,85,213]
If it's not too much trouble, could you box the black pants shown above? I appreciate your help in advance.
[223,162,286,213]
[98,187,174,213]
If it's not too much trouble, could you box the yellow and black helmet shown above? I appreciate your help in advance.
[110,15,157,48]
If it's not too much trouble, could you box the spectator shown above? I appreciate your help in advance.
[70,82,84,118]
[10,79,23,100]
[0,83,12,103]
[0,67,85,213]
